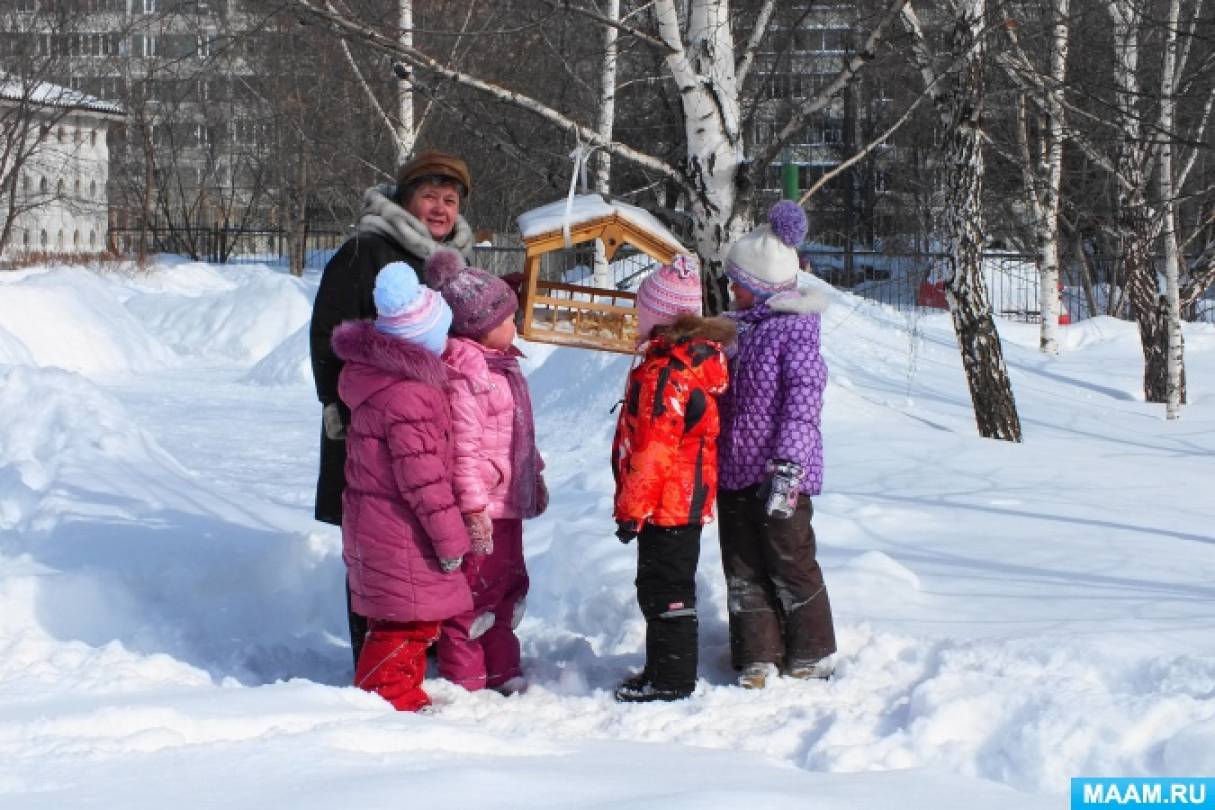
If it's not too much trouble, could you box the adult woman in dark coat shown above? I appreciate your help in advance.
[309,149,475,665]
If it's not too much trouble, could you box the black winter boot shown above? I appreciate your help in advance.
[645,614,698,694]
[614,672,693,703]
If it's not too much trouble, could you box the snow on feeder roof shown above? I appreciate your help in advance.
[515,194,690,354]
[517,194,685,260]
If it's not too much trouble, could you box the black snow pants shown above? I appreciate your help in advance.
[635,524,702,692]
[717,485,836,670]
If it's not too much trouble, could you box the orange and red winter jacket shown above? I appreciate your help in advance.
[612,315,736,528]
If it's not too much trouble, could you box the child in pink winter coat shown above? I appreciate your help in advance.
[425,248,547,694]
[331,262,472,712]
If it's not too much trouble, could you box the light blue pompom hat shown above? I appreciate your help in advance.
[373,262,453,356]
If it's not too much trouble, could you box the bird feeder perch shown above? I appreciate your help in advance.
[515,194,688,354]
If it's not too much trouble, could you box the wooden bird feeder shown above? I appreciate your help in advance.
[515,194,688,354]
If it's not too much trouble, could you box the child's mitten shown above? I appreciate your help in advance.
[439,555,464,573]
[615,519,641,544]
[535,475,549,516]
[322,402,346,440]
[763,460,804,519]
[464,510,494,556]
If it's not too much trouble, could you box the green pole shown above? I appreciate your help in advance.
[782,162,799,201]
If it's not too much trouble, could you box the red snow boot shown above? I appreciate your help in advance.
[354,619,442,712]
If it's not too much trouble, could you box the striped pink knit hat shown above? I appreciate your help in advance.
[636,254,703,343]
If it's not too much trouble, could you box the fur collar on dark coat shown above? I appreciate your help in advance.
[331,320,449,388]
[356,184,475,261]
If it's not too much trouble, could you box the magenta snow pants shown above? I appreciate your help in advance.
[437,518,529,691]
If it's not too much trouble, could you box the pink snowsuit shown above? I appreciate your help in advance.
[332,320,472,710]
[439,336,543,690]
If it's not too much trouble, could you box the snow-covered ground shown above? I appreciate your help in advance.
[1,259,1213,809]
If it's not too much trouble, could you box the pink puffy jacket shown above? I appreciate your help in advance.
[333,321,472,623]
[444,337,539,519]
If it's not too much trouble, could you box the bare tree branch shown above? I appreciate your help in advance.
[537,0,676,54]
[752,0,911,172]
[284,0,692,192]
[734,0,778,87]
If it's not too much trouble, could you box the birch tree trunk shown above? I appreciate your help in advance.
[1036,0,1068,354]
[396,0,415,162]
[903,0,1021,441]
[1110,0,1171,405]
[1158,0,1183,417]
[592,0,620,289]
[656,0,748,313]
[941,0,1021,441]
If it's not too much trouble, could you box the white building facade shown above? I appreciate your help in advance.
[0,81,123,261]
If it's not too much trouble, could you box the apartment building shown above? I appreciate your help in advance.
[0,78,123,260]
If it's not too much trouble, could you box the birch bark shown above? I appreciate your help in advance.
[904,0,1022,441]
[592,0,620,289]
[396,0,415,162]
[1158,0,1182,418]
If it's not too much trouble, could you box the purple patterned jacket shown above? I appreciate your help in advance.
[718,287,830,495]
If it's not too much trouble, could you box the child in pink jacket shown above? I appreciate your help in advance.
[331,262,472,712]
[425,248,547,694]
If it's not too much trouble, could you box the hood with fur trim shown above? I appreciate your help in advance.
[332,320,448,409]
[357,184,475,261]
[655,313,738,348]
[765,286,830,315]
[728,286,830,326]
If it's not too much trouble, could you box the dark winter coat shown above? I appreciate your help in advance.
[611,315,735,528]
[332,320,472,622]
[718,287,830,495]
[309,185,474,525]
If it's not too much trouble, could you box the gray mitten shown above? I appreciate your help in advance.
[439,555,464,574]
[764,460,804,519]
[322,402,347,440]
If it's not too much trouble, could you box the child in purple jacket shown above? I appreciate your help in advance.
[716,201,837,690]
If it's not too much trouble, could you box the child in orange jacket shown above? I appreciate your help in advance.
[611,255,735,702]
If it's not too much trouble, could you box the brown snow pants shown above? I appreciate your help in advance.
[717,485,836,670]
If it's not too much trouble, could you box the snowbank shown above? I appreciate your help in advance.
[124,268,313,365]
[0,267,179,376]
[243,324,313,387]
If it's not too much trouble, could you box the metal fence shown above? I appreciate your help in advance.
[801,249,1073,321]
[106,226,1213,324]
[109,227,347,266]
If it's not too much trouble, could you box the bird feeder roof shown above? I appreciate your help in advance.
[516,194,686,263]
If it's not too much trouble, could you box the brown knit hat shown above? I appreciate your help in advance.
[395,149,471,198]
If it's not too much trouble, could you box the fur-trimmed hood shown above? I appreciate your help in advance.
[642,313,733,396]
[357,184,475,261]
[766,286,830,315]
[332,320,449,409]
[657,313,738,348]
[729,286,830,325]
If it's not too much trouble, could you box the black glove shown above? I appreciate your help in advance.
[615,520,641,544]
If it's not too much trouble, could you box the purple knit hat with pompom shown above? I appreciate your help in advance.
[724,201,808,297]
[424,247,518,340]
